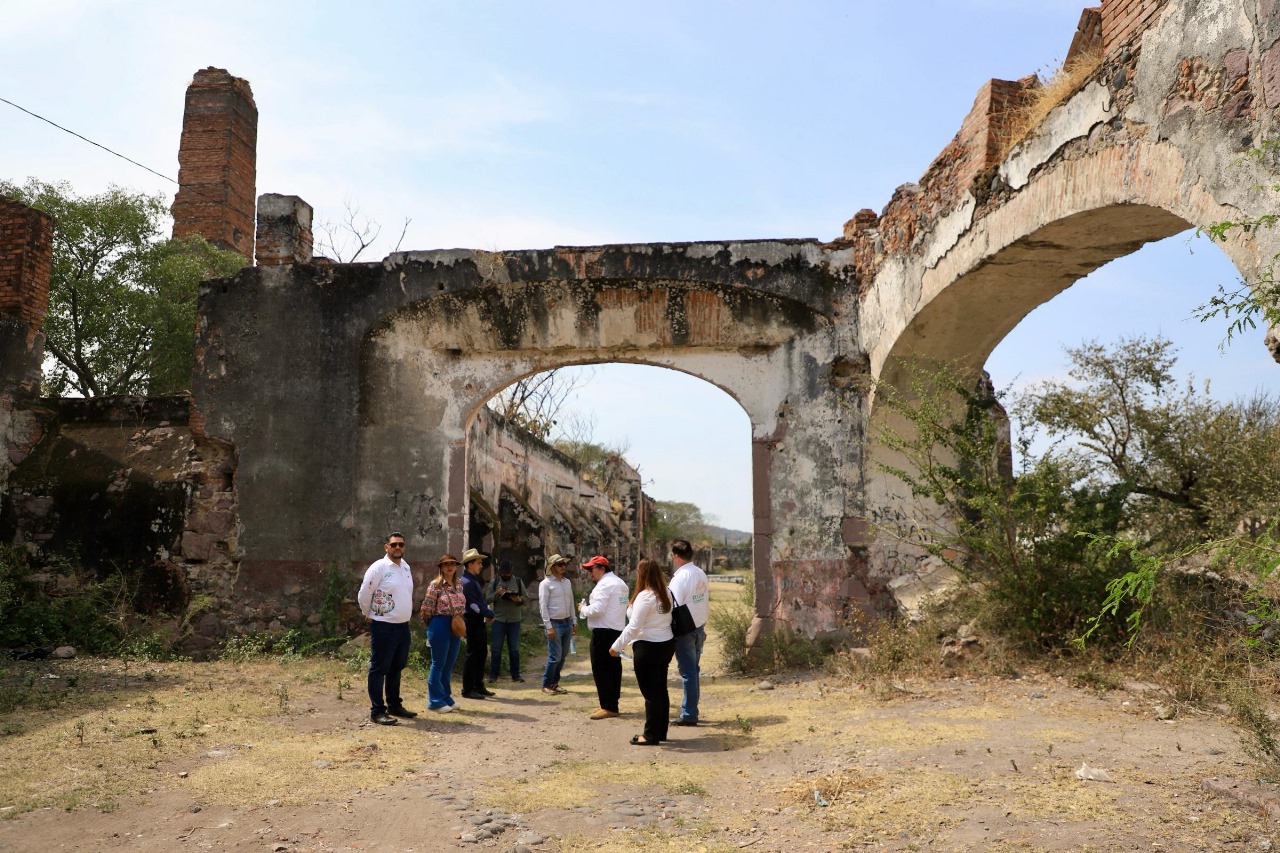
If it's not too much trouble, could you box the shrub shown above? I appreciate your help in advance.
[0,546,135,653]
[709,601,753,673]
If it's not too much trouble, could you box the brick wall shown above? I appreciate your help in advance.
[171,68,257,262]
[0,197,51,347]
[959,77,1039,184]
[1102,0,1170,53]
[861,76,1037,258]
[1066,7,1104,66]
[255,194,313,266]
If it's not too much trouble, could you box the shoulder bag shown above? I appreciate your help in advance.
[670,592,696,637]
[440,583,466,637]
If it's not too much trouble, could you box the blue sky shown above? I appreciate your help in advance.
[2,1,1273,531]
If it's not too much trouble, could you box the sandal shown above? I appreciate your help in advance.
[630,734,660,746]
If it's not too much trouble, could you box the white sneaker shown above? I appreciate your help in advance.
[432,705,454,714]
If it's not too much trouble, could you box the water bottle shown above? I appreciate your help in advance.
[569,634,577,654]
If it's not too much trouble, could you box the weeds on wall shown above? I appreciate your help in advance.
[317,561,348,638]
[995,49,1102,162]
[1195,137,1280,347]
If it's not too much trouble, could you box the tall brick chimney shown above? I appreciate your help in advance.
[171,68,257,262]
[0,196,51,391]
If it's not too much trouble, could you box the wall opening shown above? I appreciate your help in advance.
[985,230,1275,442]
[465,362,754,589]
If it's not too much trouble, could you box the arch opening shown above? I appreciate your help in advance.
[464,361,755,596]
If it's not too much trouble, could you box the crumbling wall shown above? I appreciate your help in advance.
[855,0,1280,611]
[467,406,642,584]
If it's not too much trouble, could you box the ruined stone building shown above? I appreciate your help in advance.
[0,0,1277,652]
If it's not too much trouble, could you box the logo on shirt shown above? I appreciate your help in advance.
[371,589,395,616]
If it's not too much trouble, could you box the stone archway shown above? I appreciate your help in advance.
[195,240,887,641]
[858,134,1276,592]
[352,263,874,640]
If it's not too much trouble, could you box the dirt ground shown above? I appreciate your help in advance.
[3,585,1280,852]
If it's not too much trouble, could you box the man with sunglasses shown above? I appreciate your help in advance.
[358,531,416,725]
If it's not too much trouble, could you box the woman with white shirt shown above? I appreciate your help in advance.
[610,558,675,745]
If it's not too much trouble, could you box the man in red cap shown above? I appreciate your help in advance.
[578,555,629,719]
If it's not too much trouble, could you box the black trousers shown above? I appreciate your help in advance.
[367,620,410,715]
[632,638,676,743]
[463,613,489,693]
[589,628,623,712]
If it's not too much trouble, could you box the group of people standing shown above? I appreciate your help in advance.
[357,532,709,747]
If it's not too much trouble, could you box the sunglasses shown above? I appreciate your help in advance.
[388,543,406,548]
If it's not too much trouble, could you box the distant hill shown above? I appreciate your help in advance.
[703,524,751,546]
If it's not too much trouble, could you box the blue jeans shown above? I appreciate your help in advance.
[367,619,411,716]
[542,618,573,688]
[674,625,706,722]
[490,619,522,680]
[426,615,462,709]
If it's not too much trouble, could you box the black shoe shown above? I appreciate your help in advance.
[672,718,698,727]
[511,676,525,682]
[480,688,496,697]
[461,691,488,700]
[371,712,399,725]
[387,706,418,718]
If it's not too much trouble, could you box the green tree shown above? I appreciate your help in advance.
[1018,335,1280,547]
[646,500,711,544]
[877,364,1129,647]
[0,178,245,397]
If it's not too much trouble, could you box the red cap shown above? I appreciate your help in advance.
[581,555,610,570]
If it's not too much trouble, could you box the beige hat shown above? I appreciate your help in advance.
[461,547,488,565]
[546,553,570,567]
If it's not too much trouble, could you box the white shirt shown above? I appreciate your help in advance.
[539,574,575,629]
[668,562,709,628]
[611,590,674,651]
[578,572,629,631]
[357,556,414,623]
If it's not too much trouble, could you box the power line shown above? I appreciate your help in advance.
[0,94,233,209]
[1,95,181,187]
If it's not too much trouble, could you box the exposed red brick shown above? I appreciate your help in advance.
[0,197,52,348]
[1102,0,1170,54]
[1066,7,1104,67]
[873,76,1037,258]
[171,68,257,262]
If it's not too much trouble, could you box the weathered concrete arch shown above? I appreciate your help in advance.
[197,239,879,640]
[870,137,1258,393]
[852,0,1280,596]
[356,272,831,536]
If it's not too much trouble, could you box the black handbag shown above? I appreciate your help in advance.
[670,593,696,637]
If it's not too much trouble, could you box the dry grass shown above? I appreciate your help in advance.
[996,49,1102,161]
[0,656,432,815]
[781,761,1132,844]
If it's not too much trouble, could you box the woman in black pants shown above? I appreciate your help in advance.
[610,558,675,745]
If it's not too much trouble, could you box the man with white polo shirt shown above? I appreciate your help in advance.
[668,538,709,726]
[357,531,416,726]
[577,555,630,719]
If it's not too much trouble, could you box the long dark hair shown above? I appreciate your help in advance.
[631,558,671,613]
